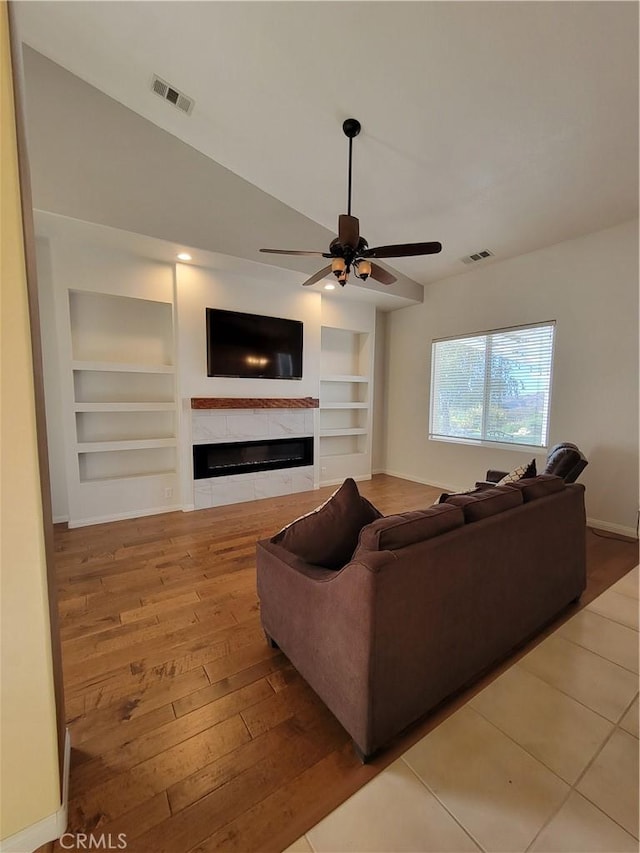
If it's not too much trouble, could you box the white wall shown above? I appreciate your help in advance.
[35,216,380,520]
[175,262,322,505]
[36,216,639,532]
[175,263,321,401]
[384,219,639,535]
[320,295,375,337]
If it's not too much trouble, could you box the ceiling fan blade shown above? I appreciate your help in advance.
[369,262,397,286]
[338,215,360,250]
[363,241,442,259]
[301,265,333,287]
[260,249,331,257]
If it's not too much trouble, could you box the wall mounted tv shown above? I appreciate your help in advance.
[206,308,303,379]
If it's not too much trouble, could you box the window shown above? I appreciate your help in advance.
[429,321,555,448]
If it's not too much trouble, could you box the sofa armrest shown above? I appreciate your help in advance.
[256,538,395,754]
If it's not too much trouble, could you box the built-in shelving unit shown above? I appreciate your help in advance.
[319,326,373,485]
[62,289,178,523]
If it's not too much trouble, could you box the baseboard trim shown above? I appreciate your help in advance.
[587,517,638,539]
[377,467,460,494]
[320,474,372,488]
[68,505,182,528]
[52,514,69,524]
[0,729,70,853]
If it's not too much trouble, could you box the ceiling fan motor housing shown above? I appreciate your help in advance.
[342,118,361,138]
[329,236,369,261]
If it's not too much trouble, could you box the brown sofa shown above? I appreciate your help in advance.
[256,476,587,760]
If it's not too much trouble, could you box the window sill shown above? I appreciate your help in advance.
[428,435,547,454]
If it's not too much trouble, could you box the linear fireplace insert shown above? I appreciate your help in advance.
[193,436,314,479]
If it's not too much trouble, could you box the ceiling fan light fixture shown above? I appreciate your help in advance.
[331,257,346,277]
[356,260,371,281]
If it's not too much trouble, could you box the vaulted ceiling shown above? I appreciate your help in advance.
[14,1,639,289]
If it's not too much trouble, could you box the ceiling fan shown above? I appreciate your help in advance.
[260,118,442,287]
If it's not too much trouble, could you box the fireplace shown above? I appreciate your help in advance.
[193,436,314,480]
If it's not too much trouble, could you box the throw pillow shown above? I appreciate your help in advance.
[497,458,537,485]
[272,478,382,569]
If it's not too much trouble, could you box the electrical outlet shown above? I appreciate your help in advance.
[164,487,173,498]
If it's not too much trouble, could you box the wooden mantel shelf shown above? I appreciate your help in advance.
[191,397,319,409]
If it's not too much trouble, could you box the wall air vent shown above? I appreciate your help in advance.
[151,75,194,115]
[461,249,494,265]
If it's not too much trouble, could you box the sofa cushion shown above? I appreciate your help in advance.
[272,477,382,569]
[497,458,537,484]
[355,504,464,554]
[504,474,565,502]
[443,485,523,522]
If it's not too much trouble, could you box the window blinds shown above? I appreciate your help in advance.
[430,322,555,447]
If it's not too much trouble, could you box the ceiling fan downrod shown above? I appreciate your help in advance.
[342,118,361,218]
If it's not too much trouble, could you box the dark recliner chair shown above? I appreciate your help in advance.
[476,442,588,489]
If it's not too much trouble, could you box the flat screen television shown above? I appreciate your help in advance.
[206,308,303,379]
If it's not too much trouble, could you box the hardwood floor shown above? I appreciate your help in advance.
[52,475,638,853]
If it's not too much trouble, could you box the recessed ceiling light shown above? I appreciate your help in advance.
[177,252,192,261]
[324,283,336,290]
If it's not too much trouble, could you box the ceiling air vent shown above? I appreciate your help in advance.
[151,75,194,115]
[461,249,494,265]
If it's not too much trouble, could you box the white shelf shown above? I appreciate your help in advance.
[320,402,368,409]
[320,449,368,459]
[320,428,367,437]
[79,469,177,484]
[76,438,176,453]
[72,360,175,374]
[74,402,176,412]
[321,374,369,383]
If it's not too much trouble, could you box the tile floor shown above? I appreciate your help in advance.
[285,566,639,853]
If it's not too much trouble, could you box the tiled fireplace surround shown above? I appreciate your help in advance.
[191,398,318,509]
